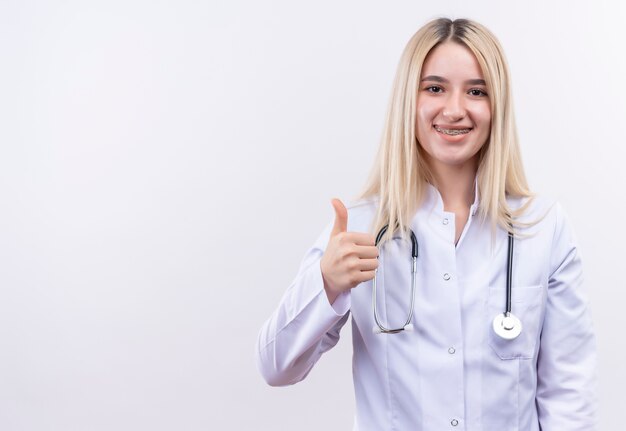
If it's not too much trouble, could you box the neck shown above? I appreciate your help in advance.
[428,158,478,212]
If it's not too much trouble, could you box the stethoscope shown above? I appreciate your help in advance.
[372,224,522,340]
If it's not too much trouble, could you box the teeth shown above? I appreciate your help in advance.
[435,125,471,135]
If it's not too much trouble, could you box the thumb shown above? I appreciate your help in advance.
[330,198,348,236]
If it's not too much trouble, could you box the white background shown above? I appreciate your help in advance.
[0,1,624,430]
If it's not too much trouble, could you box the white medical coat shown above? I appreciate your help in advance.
[256,184,598,430]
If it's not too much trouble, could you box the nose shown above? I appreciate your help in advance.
[442,91,466,121]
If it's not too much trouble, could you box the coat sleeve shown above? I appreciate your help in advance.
[535,202,599,430]
[255,221,352,386]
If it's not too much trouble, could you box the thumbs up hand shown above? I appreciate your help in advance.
[320,199,379,305]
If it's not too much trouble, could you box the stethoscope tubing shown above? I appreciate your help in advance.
[505,230,514,316]
[372,224,418,334]
[371,223,520,338]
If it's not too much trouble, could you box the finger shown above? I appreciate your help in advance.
[355,270,376,284]
[330,198,348,237]
[353,245,379,259]
[343,232,376,246]
[357,258,379,271]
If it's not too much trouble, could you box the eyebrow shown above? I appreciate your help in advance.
[421,75,486,86]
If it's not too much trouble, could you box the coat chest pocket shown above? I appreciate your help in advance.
[487,285,545,360]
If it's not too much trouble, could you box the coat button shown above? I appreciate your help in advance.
[443,273,451,281]
[443,218,449,225]
[451,419,459,426]
[448,347,456,354]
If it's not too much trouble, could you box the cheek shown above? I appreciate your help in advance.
[471,104,491,141]
[476,104,491,127]
[415,102,436,133]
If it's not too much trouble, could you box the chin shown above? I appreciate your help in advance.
[426,150,480,169]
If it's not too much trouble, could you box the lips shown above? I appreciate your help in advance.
[434,125,472,135]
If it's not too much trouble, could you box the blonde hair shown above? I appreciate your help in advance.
[356,17,534,245]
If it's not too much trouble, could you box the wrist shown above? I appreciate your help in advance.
[321,271,340,305]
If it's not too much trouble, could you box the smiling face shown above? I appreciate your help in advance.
[415,41,491,172]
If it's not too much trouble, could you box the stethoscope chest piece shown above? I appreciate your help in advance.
[492,313,522,340]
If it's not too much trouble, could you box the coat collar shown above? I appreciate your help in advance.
[422,176,480,217]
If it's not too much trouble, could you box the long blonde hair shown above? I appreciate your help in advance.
[356,18,534,245]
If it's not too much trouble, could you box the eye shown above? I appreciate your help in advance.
[425,85,443,93]
[469,88,488,97]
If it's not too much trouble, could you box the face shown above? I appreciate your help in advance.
[415,41,491,171]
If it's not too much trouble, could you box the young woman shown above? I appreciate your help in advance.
[256,18,597,430]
